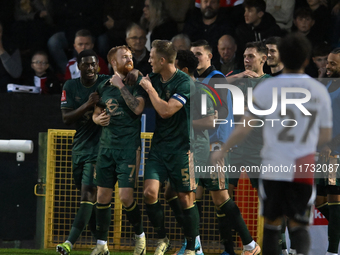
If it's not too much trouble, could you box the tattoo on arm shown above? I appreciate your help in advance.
[120,86,140,113]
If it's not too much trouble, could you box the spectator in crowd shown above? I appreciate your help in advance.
[183,0,234,63]
[96,0,144,60]
[125,23,152,76]
[140,0,178,51]
[24,50,61,94]
[331,0,340,47]
[307,0,331,43]
[12,0,52,53]
[65,29,109,81]
[236,0,282,53]
[305,41,331,78]
[213,34,243,75]
[0,22,22,93]
[171,34,191,51]
[47,0,104,74]
[194,0,245,28]
[293,7,323,46]
[265,36,284,76]
[265,0,295,32]
[0,0,15,33]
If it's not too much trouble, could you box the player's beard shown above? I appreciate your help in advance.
[117,61,134,76]
[329,71,340,78]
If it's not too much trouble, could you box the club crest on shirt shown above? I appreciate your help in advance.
[106,98,123,116]
[166,90,171,100]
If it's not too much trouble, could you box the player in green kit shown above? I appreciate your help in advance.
[92,45,146,255]
[164,49,215,255]
[57,49,110,255]
[139,40,199,255]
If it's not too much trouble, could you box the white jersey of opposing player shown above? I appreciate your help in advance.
[252,73,332,182]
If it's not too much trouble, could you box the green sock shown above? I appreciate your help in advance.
[219,198,253,245]
[182,205,199,251]
[328,203,340,253]
[281,219,287,250]
[124,200,144,235]
[96,203,112,241]
[317,202,329,221]
[145,201,166,239]
[196,200,203,219]
[194,202,200,237]
[88,203,97,238]
[67,202,94,244]
[168,196,184,228]
[216,207,235,255]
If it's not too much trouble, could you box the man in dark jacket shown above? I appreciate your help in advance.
[126,23,152,76]
[183,0,234,63]
[236,0,282,53]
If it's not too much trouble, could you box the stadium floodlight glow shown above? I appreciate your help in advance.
[0,140,34,161]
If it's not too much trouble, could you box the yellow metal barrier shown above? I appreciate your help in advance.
[44,129,263,253]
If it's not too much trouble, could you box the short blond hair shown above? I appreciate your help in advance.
[151,40,177,64]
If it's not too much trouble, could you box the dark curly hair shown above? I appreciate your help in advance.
[176,50,199,75]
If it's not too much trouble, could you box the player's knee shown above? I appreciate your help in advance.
[97,189,112,204]
[143,187,158,203]
[81,185,97,202]
[119,194,134,207]
[164,185,177,200]
[177,192,193,208]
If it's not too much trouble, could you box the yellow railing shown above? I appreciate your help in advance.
[43,129,263,253]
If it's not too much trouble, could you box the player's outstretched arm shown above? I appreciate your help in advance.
[139,75,183,119]
[62,92,99,125]
[193,115,215,130]
[211,115,254,165]
[92,105,110,126]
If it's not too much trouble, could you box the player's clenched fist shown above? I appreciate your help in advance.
[139,75,152,91]
[87,92,100,106]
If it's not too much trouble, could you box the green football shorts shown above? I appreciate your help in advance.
[144,149,196,192]
[72,153,97,190]
[95,147,141,189]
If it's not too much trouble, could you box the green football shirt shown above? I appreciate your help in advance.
[61,74,110,155]
[149,69,193,154]
[237,74,271,150]
[191,80,214,159]
[96,76,146,149]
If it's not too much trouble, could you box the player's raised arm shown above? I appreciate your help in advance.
[110,73,145,115]
[140,75,183,119]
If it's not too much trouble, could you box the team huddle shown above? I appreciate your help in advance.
[57,32,340,255]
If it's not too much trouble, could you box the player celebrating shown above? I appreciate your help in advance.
[139,40,198,255]
[212,33,332,255]
[315,47,340,255]
[92,46,146,255]
[57,50,110,255]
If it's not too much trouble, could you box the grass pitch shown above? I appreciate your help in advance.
[0,249,136,255]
